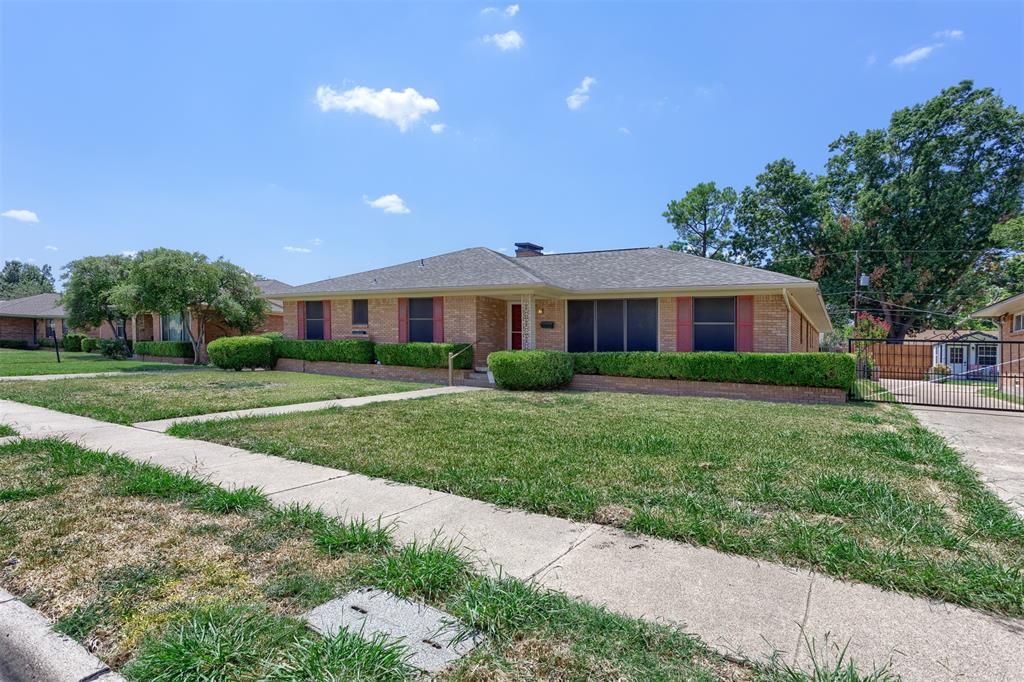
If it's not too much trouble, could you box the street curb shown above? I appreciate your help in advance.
[0,587,126,682]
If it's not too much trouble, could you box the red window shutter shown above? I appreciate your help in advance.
[398,298,409,343]
[323,300,332,340]
[676,297,693,352]
[433,297,444,343]
[736,295,754,352]
[297,301,306,340]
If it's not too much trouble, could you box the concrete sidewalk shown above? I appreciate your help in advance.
[2,398,1022,681]
[133,385,483,432]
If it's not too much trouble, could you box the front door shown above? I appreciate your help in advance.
[510,304,522,350]
[947,344,967,376]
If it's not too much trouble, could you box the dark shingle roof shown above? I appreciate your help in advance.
[288,248,544,295]
[0,293,65,318]
[254,279,294,296]
[287,246,811,296]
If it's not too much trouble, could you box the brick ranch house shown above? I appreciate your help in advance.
[0,293,69,345]
[972,291,1024,394]
[276,243,831,369]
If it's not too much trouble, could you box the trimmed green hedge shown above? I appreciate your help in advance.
[208,335,275,371]
[375,342,473,369]
[134,340,194,359]
[571,351,856,390]
[273,338,375,364]
[0,339,31,349]
[80,338,97,353]
[488,350,574,390]
[62,333,87,352]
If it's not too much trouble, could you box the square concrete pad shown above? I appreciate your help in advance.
[305,587,480,672]
[534,526,811,661]
[269,472,440,518]
[202,455,347,494]
[391,494,596,578]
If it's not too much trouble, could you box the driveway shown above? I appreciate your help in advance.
[910,405,1024,517]
[880,378,1022,411]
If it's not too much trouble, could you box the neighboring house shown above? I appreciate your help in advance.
[0,293,68,345]
[276,243,831,369]
[253,278,293,334]
[972,292,1024,394]
[907,329,1002,380]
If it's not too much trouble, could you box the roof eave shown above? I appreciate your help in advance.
[971,292,1024,318]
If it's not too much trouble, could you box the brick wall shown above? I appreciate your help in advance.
[254,313,284,335]
[476,296,507,364]
[368,298,399,343]
[283,301,298,338]
[658,297,676,351]
[443,295,476,345]
[329,299,354,339]
[0,316,35,342]
[535,298,564,351]
[999,309,1024,393]
[753,294,788,353]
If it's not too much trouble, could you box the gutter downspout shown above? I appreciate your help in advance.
[782,288,793,353]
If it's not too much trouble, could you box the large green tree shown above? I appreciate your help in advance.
[663,182,738,259]
[731,82,1024,340]
[61,255,134,339]
[112,248,267,363]
[0,261,55,299]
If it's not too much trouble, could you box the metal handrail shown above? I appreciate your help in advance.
[448,340,478,386]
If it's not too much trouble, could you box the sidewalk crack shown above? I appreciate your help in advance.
[527,525,600,581]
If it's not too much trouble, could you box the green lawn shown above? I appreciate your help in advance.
[172,390,1024,616]
[0,348,191,377]
[979,386,1024,405]
[0,370,426,424]
[0,438,860,681]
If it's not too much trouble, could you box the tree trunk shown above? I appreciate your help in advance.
[185,310,206,365]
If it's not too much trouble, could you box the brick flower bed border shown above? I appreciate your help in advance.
[568,373,847,404]
[275,357,468,384]
[132,355,195,365]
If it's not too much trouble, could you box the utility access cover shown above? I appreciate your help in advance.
[305,587,482,673]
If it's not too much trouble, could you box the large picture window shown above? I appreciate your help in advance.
[693,297,735,352]
[161,312,188,341]
[408,298,434,343]
[305,301,325,340]
[567,299,658,353]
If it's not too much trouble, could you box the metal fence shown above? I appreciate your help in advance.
[848,337,1024,412]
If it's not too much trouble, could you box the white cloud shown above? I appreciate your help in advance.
[481,6,498,14]
[430,123,447,134]
[283,246,312,253]
[121,250,138,257]
[566,76,596,110]
[44,245,58,251]
[2,209,39,223]
[484,30,524,51]
[505,4,519,16]
[617,127,631,135]
[891,45,938,67]
[315,85,440,132]
[933,29,964,40]
[310,237,323,246]
[364,194,411,214]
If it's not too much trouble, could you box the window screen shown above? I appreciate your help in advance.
[595,300,625,352]
[693,297,735,352]
[305,301,324,340]
[567,300,595,352]
[626,299,658,351]
[408,298,434,343]
[352,299,368,325]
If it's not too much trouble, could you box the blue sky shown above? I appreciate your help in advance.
[2,1,1022,287]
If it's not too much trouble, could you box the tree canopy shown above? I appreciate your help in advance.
[700,81,1024,340]
[61,255,134,337]
[663,182,738,259]
[0,261,55,299]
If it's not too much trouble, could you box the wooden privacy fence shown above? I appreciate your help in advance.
[857,341,934,380]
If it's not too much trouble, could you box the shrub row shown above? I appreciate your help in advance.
[0,339,31,349]
[571,351,856,390]
[134,340,194,359]
[81,338,97,352]
[374,342,473,369]
[488,350,574,390]
[273,338,375,364]
[208,336,276,371]
[62,333,87,352]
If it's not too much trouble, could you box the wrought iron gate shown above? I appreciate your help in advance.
[848,338,1024,412]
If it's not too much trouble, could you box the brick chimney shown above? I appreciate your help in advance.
[514,242,544,257]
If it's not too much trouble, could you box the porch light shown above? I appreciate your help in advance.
[537,307,544,315]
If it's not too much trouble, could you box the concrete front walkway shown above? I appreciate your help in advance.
[133,386,483,432]
[911,405,1024,517]
[2,399,1022,681]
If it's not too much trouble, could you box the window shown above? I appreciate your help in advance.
[352,299,368,325]
[693,297,736,352]
[305,301,325,340]
[1014,313,1024,333]
[408,298,434,343]
[976,344,997,366]
[948,345,965,365]
[115,319,126,339]
[62,320,68,336]
[161,313,187,341]
[566,299,658,353]
[45,319,56,338]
